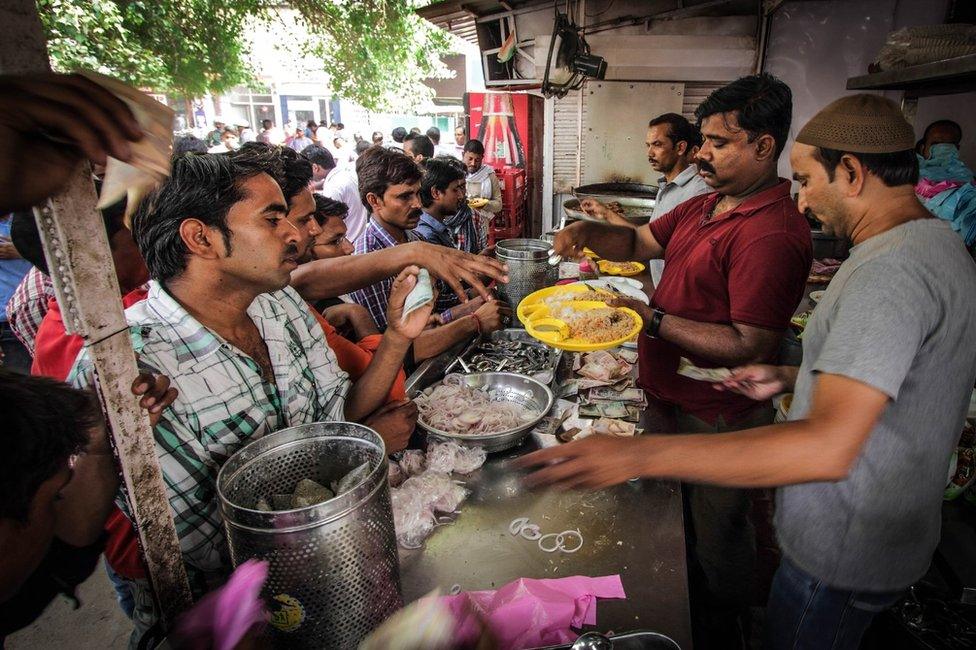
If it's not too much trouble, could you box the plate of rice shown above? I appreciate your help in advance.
[517,285,643,352]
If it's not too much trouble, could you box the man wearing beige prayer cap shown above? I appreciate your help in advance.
[519,93,976,649]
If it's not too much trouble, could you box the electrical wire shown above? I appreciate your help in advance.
[585,0,616,18]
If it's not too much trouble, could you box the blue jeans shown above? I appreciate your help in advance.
[764,556,903,650]
[104,559,135,618]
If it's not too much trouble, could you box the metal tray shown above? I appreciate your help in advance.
[455,329,562,385]
[535,630,681,650]
[571,182,658,225]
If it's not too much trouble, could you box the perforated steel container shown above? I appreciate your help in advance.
[216,422,400,649]
[496,238,558,313]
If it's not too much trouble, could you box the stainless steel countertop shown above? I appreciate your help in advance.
[399,291,691,647]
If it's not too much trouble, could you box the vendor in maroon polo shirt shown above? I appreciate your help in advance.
[545,73,812,648]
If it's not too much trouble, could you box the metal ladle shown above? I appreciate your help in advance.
[571,631,613,650]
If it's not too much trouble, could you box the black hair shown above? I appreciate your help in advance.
[419,157,466,208]
[426,126,441,144]
[172,135,208,159]
[648,113,702,151]
[404,133,434,159]
[335,122,345,130]
[409,127,422,135]
[355,140,371,155]
[695,73,793,157]
[132,154,263,282]
[356,147,423,212]
[313,194,349,226]
[300,144,336,171]
[231,143,312,205]
[371,131,384,144]
[10,178,127,274]
[813,147,919,187]
[0,370,99,522]
[306,120,317,129]
[922,119,962,145]
[463,139,485,156]
[392,127,408,143]
[261,119,273,129]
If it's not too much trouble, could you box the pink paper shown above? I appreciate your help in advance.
[174,559,269,650]
[442,574,626,649]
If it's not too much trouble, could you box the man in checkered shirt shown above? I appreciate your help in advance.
[349,147,511,365]
[68,153,436,602]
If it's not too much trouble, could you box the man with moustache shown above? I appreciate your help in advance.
[350,147,509,363]
[521,94,976,650]
[543,74,812,647]
[580,112,709,285]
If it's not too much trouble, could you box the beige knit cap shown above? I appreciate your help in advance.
[796,94,916,153]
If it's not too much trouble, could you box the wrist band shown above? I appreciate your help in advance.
[441,308,453,324]
[471,313,483,336]
[647,308,665,338]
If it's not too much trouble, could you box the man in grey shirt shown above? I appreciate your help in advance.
[579,113,709,286]
[519,95,976,650]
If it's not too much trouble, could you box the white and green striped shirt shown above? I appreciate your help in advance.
[70,280,349,585]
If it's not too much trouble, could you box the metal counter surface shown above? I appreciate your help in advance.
[399,307,691,648]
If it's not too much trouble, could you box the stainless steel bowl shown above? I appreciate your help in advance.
[415,372,554,453]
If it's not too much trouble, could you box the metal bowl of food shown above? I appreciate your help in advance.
[414,372,554,453]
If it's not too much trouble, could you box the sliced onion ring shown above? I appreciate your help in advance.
[558,529,584,553]
[509,517,530,536]
[520,524,542,541]
[538,533,562,553]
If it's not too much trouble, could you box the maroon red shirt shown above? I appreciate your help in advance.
[639,179,812,424]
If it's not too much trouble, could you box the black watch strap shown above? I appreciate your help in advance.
[646,308,666,338]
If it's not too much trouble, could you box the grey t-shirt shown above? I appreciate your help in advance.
[776,218,976,592]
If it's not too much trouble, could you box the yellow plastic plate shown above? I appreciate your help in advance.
[467,197,490,209]
[597,260,646,277]
[517,285,643,352]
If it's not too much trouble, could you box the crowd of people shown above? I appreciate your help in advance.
[0,73,514,647]
[1,68,975,650]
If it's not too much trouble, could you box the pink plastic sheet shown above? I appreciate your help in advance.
[442,574,626,649]
[173,559,269,650]
[916,178,965,199]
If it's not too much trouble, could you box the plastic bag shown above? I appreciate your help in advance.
[401,472,469,513]
[399,449,427,477]
[391,487,437,549]
[388,460,407,488]
[426,441,487,475]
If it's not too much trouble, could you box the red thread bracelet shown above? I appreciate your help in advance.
[470,313,483,336]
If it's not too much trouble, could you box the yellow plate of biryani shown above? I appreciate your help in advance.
[468,197,490,209]
[517,285,643,352]
[598,260,646,277]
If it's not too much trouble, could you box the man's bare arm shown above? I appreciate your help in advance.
[290,241,507,303]
[519,373,889,490]
[659,316,784,367]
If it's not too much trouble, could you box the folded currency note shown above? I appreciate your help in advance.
[677,357,732,382]
[81,71,174,218]
[401,268,434,322]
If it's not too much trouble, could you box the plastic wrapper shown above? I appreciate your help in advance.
[388,460,407,488]
[391,487,437,549]
[399,449,427,477]
[426,441,487,475]
[402,472,469,513]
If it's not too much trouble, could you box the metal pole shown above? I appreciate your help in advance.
[1,0,193,623]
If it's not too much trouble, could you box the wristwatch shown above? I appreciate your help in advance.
[645,308,666,338]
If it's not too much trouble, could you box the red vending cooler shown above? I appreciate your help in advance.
[465,92,543,243]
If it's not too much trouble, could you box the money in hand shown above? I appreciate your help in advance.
[676,357,732,382]
[401,268,434,322]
